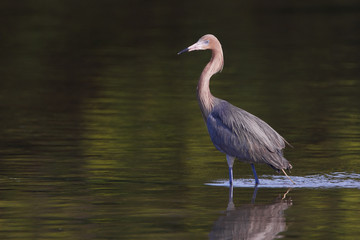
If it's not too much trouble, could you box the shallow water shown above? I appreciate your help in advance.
[208,172,360,189]
[1,0,360,239]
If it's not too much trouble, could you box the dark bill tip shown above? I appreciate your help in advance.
[177,47,189,55]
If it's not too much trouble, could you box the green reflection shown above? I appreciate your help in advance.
[0,0,359,239]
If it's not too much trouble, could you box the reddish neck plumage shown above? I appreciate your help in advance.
[197,44,224,120]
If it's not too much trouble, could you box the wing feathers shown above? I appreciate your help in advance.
[206,100,291,170]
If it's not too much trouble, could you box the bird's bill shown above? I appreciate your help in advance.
[177,42,202,55]
[177,47,189,55]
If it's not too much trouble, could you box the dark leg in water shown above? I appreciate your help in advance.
[251,164,260,185]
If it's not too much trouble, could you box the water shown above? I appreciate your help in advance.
[208,172,360,189]
[1,0,360,239]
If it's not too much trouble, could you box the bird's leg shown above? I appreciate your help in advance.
[228,167,233,186]
[226,155,235,186]
[227,184,235,211]
[251,164,260,185]
[251,184,259,203]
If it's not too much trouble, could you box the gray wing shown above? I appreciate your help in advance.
[206,100,290,170]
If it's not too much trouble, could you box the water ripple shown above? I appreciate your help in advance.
[206,172,360,189]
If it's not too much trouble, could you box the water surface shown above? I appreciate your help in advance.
[1,0,360,239]
[208,172,360,189]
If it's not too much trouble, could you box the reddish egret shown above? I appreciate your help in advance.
[178,34,294,185]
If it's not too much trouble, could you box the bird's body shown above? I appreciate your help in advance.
[178,34,293,185]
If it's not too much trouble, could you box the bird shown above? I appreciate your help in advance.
[178,34,294,186]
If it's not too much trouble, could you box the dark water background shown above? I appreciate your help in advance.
[1,0,360,239]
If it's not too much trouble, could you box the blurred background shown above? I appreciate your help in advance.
[0,0,359,239]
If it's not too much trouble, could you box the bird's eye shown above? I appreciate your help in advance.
[204,40,209,44]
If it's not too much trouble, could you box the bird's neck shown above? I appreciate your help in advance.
[197,48,224,120]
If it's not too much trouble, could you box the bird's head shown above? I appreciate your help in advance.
[178,34,220,55]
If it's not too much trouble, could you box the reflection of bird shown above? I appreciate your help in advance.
[209,186,292,240]
[178,34,293,185]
